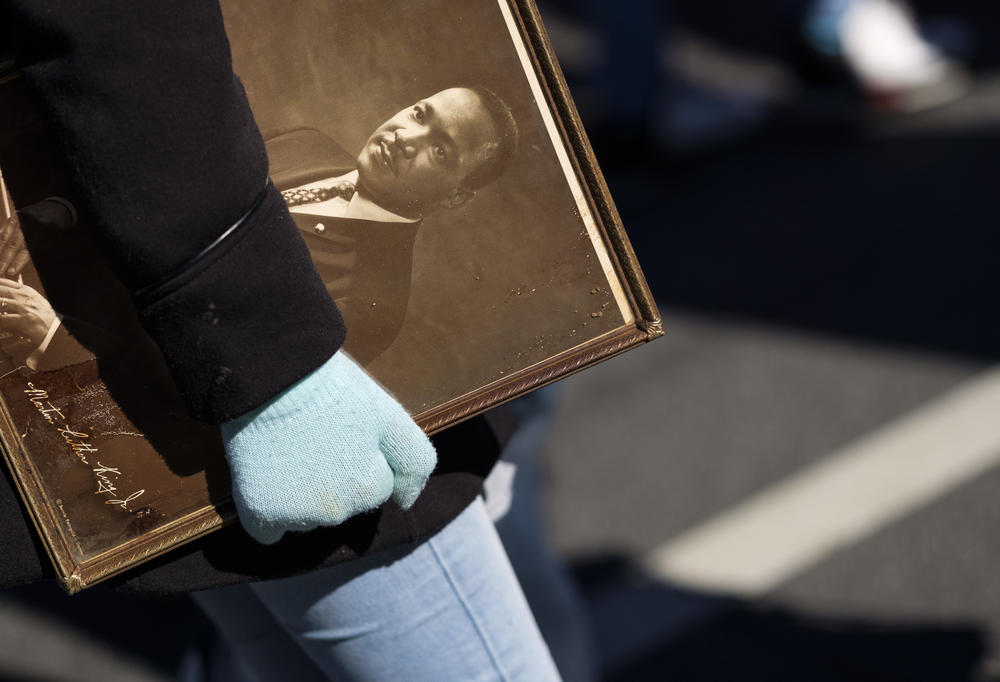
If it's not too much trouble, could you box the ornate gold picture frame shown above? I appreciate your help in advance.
[0,0,660,592]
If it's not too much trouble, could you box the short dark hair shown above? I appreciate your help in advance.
[462,86,518,191]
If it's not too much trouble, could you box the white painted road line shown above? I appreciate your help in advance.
[643,366,1000,596]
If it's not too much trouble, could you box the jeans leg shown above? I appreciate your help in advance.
[198,498,561,682]
[192,581,329,682]
[494,387,598,682]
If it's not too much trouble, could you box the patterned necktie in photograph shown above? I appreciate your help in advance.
[281,180,357,207]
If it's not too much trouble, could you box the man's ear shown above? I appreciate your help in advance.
[438,187,475,210]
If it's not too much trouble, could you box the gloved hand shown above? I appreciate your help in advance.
[220,351,436,544]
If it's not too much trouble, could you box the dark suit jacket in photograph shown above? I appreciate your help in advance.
[266,128,419,366]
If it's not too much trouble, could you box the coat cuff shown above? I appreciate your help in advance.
[134,183,346,423]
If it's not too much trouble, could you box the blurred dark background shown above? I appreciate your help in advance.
[4,1,1000,680]
[544,0,1000,359]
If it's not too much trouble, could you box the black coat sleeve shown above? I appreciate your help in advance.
[2,0,346,422]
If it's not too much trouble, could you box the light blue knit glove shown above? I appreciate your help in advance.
[220,352,436,544]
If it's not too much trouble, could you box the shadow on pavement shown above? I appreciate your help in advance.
[2,581,211,679]
[573,555,990,682]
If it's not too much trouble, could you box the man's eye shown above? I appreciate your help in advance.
[413,106,425,123]
[433,145,446,160]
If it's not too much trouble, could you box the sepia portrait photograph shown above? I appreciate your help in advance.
[0,0,658,588]
[221,0,644,416]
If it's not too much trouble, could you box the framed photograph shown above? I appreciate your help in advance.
[0,0,660,592]
[222,0,662,427]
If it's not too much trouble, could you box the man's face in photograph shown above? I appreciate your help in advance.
[356,87,500,218]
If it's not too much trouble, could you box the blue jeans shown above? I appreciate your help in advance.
[492,387,597,682]
[193,498,561,681]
